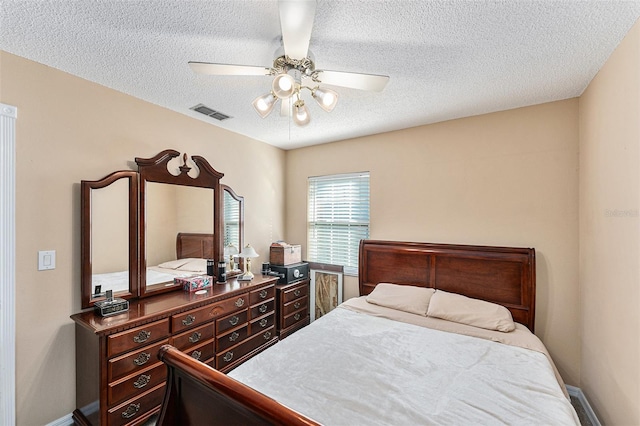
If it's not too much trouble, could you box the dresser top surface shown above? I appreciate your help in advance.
[71,275,278,335]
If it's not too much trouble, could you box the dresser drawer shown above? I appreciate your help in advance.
[107,383,165,426]
[250,298,275,319]
[216,324,249,352]
[107,363,167,407]
[183,338,215,363]
[283,309,308,330]
[282,296,308,317]
[108,339,169,383]
[282,282,308,304]
[107,319,170,358]
[249,312,275,336]
[171,293,249,333]
[216,326,276,371]
[250,284,275,305]
[216,309,248,335]
[170,323,214,351]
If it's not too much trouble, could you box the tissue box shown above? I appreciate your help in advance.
[270,242,302,266]
[175,275,212,292]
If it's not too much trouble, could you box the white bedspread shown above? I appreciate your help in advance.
[229,304,579,425]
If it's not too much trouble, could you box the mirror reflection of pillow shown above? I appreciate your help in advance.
[366,283,435,316]
[157,258,192,269]
[175,258,208,272]
[427,290,516,332]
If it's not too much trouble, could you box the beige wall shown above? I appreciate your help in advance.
[579,21,640,426]
[0,51,286,425]
[286,100,581,385]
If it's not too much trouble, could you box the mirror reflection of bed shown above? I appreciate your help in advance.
[143,182,213,291]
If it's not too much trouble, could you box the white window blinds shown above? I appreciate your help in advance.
[307,172,370,276]
[223,190,240,247]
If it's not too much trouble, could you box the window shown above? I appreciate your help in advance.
[307,172,370,276]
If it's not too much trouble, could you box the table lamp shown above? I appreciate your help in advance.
[224,244,239,272]
[237,244,259,280]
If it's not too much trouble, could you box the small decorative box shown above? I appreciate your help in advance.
[175,275,212,292]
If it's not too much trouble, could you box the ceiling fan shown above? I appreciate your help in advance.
[188,0,389,126]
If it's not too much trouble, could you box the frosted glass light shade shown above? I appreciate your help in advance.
[293,101,311,126]
[312,87,338,112]
[252,92,277,118]
[272,73,296,99]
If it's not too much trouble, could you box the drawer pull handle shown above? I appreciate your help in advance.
[294,289,301,297]
[182,314,196,326]
[191,350,202,360]
[133,374,151,389]
[133,352,151,366]
[259,318,268,328]
[229,331,239,342]
[294,302,301,309]
[259,289,268,299]
[133,331,151,343]
[259,304,268,313]
[188,332,202,343]
[263,331,272,340]
[229,316,239,326]
[121,403,140,419]
[223,351,234,362]
[235,298,245,308]
[294,313,301,321]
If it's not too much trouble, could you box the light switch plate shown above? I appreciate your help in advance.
[38,250,56,271]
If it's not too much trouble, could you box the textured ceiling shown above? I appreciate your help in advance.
[2,1,640,150]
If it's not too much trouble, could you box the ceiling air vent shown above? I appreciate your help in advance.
[190,104,232,121]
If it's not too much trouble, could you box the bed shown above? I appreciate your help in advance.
[156,240,579,425]
[91,232,213,295]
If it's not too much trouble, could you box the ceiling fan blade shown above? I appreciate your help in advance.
[313,70,390,92]
[280,97,292,116]
[279,0,316,60]
[189,61,272,76]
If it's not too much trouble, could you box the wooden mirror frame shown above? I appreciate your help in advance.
[80,171,138,309]
[222,184,245,278]
[136,149,224,298]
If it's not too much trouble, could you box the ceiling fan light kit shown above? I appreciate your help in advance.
[190,0,389,127]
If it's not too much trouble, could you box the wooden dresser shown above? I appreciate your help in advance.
[71,276,278,426]
[276,278,311,339]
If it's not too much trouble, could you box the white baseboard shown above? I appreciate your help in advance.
[45,413,73,426]
[566,385,601,426]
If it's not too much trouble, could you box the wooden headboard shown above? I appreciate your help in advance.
[358,240,536,332]
[176,233,214,259]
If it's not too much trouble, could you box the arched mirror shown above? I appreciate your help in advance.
[137,150,223,298]
[80,171,138,309]
[222,185,244,277]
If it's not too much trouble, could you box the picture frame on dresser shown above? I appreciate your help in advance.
[308,262,344,322]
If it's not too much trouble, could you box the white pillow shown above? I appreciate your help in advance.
[366,283,435,316]
[426,290,516,332]
[175,258,208,273]
[157,258,191,269]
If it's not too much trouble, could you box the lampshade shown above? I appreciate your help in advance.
[252,92,277,118]
[292,100,310,126]
[224,244,238,257]
[238,244,259,259]
[312,87,338,112]
[272,73,296,99]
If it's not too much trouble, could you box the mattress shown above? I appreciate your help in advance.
[229,298,579,425]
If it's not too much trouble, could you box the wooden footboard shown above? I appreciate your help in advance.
[157,345,320,426]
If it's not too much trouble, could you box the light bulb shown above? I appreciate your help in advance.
[312,87,339,112]
[293,100,311,126]
[252,92,276,118]
[272,73,296,99]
